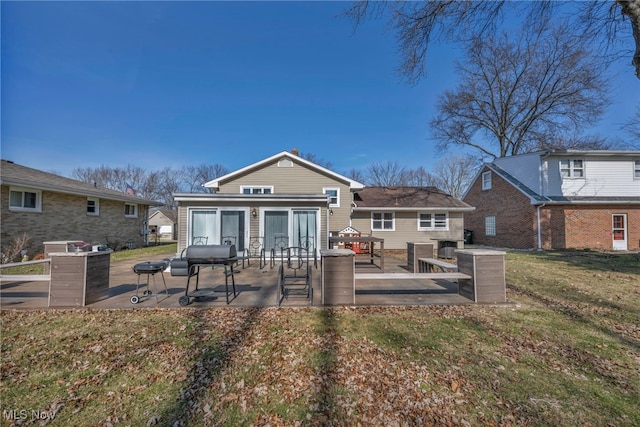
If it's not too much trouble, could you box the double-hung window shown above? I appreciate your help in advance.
[9,187,41,212]
[372,212,394,231]
[241,186,273,194]
[323,188,339,207]
[124,203,138,218]
[418,213,448,230]
[87,197,99,216]
[481,171,492,190]
[634,160,640,179]
[559,159,584,178]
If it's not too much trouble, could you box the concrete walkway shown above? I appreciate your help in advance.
[1,254,471,310]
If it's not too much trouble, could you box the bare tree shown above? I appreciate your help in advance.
[346,1,640,80]
[299,152,334,170]
[181,164,229,193]
[345,168,367,183]
[365,161,408,186]
[621,106,640,147]
[430,22,610,158]
[431,154,481,199]
[399,166,438,187]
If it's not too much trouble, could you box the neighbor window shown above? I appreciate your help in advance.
[9,187,41,212]
[124,203,138,218]
[559,159,584,178]
[87,197,99,216]
[485,215,496,236]
[323,188,339,207]
[241,186,273,194]
[634,160,640,179]
[418,213,448,230]
[372,212,394,231]
[482,171,492,190]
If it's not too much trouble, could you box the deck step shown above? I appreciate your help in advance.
[355,272,470,280]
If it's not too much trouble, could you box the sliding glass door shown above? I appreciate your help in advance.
[293,210,317,250]
[221,210,246,251]
[264,211,289,252]
[190,210,217,245]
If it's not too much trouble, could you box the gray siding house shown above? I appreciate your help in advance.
[174,151,474,256]
[1,159,160,258]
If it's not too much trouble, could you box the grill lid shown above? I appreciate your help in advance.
[185,244,237,262]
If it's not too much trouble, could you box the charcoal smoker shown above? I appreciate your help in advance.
[170,244,238,306]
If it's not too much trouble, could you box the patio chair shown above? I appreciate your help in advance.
[276,246,313,307]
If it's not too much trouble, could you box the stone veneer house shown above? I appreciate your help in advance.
[463,150,640,251]
[173,150,474,256]
[1,159,160,257]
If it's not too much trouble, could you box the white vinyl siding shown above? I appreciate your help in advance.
[372,212,394,231]
[8,187,41,212]
[418,213,448,230]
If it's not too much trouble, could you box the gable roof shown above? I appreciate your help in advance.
[353,187,474,211]
[0,159,160,205]
[149,208,178,222]
[203,151,365,190]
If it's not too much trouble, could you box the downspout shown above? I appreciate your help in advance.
[536,203,546,251]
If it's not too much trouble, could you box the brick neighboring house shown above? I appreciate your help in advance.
[462,150,640,251]
[1,159,161,258]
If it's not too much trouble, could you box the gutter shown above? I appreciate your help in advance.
[536,203,546,251]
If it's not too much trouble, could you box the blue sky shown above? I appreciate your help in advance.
[2,1,638,179]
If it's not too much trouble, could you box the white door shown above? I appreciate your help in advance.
[612,214,627,251]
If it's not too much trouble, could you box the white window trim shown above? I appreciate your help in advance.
[8,186,42,212]
[417,212,449,231]
[240,185,274,194]
[371,211,395,231]
[124,203,138,218]
[634,160,640,180]
[87,197,100,216]
[323,187,340,207]
[559,159,585,179]
[481,171,492,190]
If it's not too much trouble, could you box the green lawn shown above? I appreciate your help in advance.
[1,250,638,426]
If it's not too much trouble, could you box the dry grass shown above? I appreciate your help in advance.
[1,250,638,426]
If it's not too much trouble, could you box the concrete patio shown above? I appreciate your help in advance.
[1,254,472,310]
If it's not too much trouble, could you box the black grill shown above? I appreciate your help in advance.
[171,244,238,306]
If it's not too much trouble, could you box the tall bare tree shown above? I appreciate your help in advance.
[621,106,640,147]
[400,166,438,187]
[366,160,407,186]
[181,164,229,193]
[431,154,481,199]
[346,1,640,80]
[430,22,610,158]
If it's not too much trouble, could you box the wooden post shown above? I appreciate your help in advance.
[320,249,355,305]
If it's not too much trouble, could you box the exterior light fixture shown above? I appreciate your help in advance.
[251,208,257,217]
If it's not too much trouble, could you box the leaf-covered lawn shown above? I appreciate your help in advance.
[1,250,639,426]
